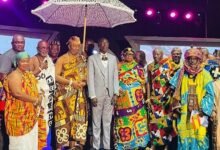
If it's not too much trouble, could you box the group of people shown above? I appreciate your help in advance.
[0,34,219,150]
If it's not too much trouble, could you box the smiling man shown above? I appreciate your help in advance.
[3,34,25,71]
[30,40,56,150]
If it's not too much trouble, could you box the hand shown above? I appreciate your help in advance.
[111,94,118,105]
[40,61,48,70]
[79,81,86,88]
[72,81,82,89]
[91,97,98,107]
[33,95,42,107]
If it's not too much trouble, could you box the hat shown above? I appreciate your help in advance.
[184,48,202,60]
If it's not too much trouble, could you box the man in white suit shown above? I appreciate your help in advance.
[87,38,119,150]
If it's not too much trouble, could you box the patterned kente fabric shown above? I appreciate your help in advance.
[4,71,39,136]
[147,58,181,146]
[54,54,88,147]
[170,69,214,150]
[114,60,150,149]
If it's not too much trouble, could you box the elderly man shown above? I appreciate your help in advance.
[54,36,87,149]
[170,48,215,150]
[30,40,56,150]
[147,48,179,149]
[87,38,119,150]
[170,47,183,76]
[4,52,42,150]
[3,34,25,70]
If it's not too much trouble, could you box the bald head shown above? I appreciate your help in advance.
[11,34,25,52]
[153,48,163,63]
[37,40,49,57]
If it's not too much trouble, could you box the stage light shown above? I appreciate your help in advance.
[2,0,8,2]
[185,12,193,20]
[42,0,48,4]
[145,9,154,16]
[169,11,178,18]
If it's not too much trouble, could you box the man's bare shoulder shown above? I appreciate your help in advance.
[30,56,38,62]
[56,53,68,62]
[7,70,21,80]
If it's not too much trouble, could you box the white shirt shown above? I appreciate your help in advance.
[100,53,108,68]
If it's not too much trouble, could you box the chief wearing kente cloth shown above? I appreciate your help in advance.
[114,48,150,149]
[170,48,215,150]
[54,36,87,149]
[147,48,179,147]
[4,52,43,150]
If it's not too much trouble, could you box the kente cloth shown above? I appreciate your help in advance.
[169,69,214,150]
[4,71,39,136]
[36,56,56,150]
[54,54,88,147]
[147,58,181,146]
[114,61,150,149]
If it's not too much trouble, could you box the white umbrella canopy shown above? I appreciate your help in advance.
[32,0,136,28]
[31,0,136,51]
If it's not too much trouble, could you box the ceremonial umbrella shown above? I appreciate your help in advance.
[31,0,136,52]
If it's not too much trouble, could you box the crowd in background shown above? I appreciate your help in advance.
[0,34,219,150]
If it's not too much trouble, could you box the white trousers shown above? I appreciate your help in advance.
[9,122,38,150]
[92,89,113,149]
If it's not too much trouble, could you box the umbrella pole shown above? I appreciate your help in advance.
[82,5,87,54]
[82,16,87,53]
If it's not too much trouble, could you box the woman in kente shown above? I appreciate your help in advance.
[170,48,215,150]
[4,52,42,150]
[114,48,150,149]
[54,36,87,150]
